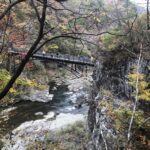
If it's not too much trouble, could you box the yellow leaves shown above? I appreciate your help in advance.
[26,80,37,87]
[138,89,150,101]
[9,88,17,94]
[114,108,145,131]
[138,81,149,91]
[0,69,11,89]
[48,44,59,50]
[0,69,41,98]
[128,66,150,101]
[128,73,145,81]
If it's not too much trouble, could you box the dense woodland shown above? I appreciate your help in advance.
[0,0,150,150]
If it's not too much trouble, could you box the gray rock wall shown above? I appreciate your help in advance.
[87,58,150,150]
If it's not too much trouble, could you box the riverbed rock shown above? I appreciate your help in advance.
[20,90,54,103]
[34,112,44,116]
[2,113,85,150]
[44,112,55,120]
[66,75,92,108]
[67,76,92,92]
[0,107,17,116]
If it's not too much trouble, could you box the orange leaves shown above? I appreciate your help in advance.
[8,30,32,48]
[0,2,32,49]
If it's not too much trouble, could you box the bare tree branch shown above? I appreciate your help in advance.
[0,0,25,20]
[33,34,98,54]
[0,0,47,100]
[31,0,41,22]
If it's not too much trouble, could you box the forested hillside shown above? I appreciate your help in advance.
[0,0,149,149]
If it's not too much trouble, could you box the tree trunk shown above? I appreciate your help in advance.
[0,0,47,100]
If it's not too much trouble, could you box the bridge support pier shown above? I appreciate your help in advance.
[75,64,77,71]
[85,65,88,77]
[71,64,73,72]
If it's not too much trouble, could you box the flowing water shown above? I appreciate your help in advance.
[0,84,88,139]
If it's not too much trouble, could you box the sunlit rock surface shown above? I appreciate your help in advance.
[2,113,85,150]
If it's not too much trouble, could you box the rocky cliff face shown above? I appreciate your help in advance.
[87,57,150,150]
[93,57,150,98]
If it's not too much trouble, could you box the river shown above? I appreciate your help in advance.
[0,76,91,149]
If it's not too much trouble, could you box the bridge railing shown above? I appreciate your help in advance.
[36,52,91,63]
[8,50,94,66]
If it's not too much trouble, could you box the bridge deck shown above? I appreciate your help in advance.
[8,51,94,67]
